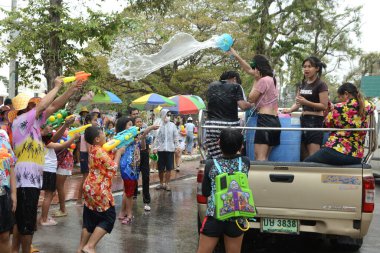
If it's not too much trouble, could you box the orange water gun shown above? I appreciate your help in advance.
[63,71,91,84]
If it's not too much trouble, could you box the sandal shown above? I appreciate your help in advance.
[30,245,40,253]
[52,210,67,217]
[118,215,127,220]
[40,218,58,226]
[155,184,164,190]
[121,216,133,225]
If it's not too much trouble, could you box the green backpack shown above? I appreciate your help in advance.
[214,157,256,221]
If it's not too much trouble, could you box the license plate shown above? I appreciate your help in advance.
[261,218,299,234]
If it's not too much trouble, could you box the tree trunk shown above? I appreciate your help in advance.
[254,0,273,56]
[44,0,63,91]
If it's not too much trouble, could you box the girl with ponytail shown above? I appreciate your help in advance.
[305,83,375,165]
[283,56,329,159]
[227,48,280,161]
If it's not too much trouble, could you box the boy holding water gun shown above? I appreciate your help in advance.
[197,128,250,253]
[77,126,124,253]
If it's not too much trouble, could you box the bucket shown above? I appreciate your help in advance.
[245,113,301,162]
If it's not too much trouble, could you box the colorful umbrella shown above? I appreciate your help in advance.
[163,95,206,115]
[130,93,176,110]
[80,91,122,104]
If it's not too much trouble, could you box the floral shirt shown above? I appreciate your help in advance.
[0,130,16,188]
[83,145,117,212]
[57,149,74,171]
[324,98,375,158]
[12,108,46,188]
[202,156,250,218]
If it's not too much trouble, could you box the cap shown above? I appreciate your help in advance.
[12,93,32,111]
[188,117,193,121]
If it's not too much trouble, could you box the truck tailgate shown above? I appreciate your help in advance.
[250,162,363,220]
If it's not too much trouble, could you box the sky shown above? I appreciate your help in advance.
[0,0,379,89]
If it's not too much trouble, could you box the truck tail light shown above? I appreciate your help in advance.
[197,170,207,204]
[362,176,375,213]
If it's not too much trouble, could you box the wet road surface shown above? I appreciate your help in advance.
[33,177,380,253]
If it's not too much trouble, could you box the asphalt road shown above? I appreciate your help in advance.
[32,177,380,253]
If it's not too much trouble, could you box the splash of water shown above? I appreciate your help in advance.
[108,33,231,81]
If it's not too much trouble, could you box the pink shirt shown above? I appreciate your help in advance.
[80,134,88,152]
[254,76,278,109]
[12,108,46,188]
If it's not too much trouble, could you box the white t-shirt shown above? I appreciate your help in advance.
[44,147,57,173]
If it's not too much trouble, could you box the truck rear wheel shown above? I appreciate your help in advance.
[330,236,363,251]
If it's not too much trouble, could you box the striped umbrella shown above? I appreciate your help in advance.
[130,93,176,110]
[80,91,122,104]
[163,95,206,115]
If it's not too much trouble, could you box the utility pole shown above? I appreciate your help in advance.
[8,0,17,98]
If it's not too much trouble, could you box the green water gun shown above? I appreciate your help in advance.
[149,154,158,161]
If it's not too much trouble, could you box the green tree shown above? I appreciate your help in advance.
[0,0,132,90]
[344,52,380,86]
[237,0,362,106]
[104,0,251,101]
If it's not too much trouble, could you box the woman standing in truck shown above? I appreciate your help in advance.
[227,48,280,161]
[304,83,375,165]
[282,56,329,159]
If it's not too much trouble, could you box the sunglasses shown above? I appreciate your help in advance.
[167,113,172,117]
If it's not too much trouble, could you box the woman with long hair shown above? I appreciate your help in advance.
[283,56,329,158]
[304,83,375,165]
[228,48,281,161]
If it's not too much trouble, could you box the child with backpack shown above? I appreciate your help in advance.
[197,128,252,253]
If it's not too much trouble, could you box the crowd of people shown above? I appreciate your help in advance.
[0,75,202,252]
[0,47,376,253]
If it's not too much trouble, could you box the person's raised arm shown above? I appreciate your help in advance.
[35,77,64,119]
[44,80,86,118]
[47,133,80,152]
[50,116,75,143]
[227,48,255,76]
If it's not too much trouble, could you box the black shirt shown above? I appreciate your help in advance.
[206,81,244,122]
[299,78,328,112]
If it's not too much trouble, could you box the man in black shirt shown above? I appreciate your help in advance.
[205,71,252,158]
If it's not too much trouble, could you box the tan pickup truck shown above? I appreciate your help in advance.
[196,110,378,252]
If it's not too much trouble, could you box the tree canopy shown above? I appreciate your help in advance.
[0,0,366,109]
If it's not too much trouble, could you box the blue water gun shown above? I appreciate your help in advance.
[102,126,139,151]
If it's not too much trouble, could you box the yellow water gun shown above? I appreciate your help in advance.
[68,124,92,138]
